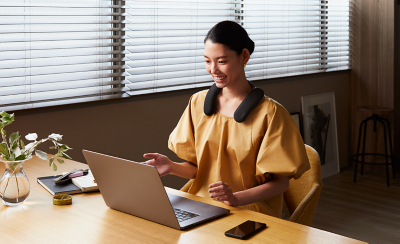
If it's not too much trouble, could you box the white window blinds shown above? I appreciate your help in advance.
[0,0,127,111]
[1,0,351,111]
[243,0,351,80]
[124,0,350,95]
[123,0,242,95]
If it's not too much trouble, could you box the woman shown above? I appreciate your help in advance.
[143,21,310,218]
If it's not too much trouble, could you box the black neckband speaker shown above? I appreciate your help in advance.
[204,81,264,123]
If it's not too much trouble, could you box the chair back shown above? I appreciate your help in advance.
[283,144,323,226]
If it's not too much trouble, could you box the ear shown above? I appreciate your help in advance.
[241,48,251,66]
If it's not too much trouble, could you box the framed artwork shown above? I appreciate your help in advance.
[301,92,340,178]
[290,112,303,139]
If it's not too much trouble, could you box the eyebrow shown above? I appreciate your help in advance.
[204,55,228,59]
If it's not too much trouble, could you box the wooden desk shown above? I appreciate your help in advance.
[0,156,366,243]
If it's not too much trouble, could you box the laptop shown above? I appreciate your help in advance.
[82,150,230,230]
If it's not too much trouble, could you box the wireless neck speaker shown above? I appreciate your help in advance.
[203,81,264,123]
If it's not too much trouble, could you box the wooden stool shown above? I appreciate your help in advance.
[352,106,397,186]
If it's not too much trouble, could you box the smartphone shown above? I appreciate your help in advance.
[225,220,267,240]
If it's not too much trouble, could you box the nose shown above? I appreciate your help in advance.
[210,62,218,74]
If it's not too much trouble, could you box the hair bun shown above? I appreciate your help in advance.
[246,38,255,55]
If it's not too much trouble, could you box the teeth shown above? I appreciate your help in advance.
[214,76,226,80]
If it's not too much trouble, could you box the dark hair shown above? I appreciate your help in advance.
[204,21,255,55]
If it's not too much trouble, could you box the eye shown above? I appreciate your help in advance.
[205,60,211,64]
[218,61,226,64]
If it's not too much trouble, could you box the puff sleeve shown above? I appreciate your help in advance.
[168,96,198,165]
[255,102,310,184]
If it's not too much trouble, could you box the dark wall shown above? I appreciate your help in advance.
[6,71,350,189]
[394,0,400,159]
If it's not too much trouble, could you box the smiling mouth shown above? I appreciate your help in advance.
[213,75,227,82]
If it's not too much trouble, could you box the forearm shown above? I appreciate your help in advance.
[233,174,289,206]
[171,161,198,179]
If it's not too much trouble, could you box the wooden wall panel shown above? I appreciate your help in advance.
[377,0,394,108]
[395,1,400,159]
[350,0,395,164]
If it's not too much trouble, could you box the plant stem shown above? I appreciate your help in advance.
[0,129,11,157]
[15,172,19,202]
[1,166,17,200]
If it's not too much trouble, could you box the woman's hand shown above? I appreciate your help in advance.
[143,153,173,177]
[209,181,238,206]
[209,175,289,207]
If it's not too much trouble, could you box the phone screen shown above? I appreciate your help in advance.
[225,220,267,240]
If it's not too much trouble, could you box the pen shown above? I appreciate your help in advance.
[68,170,89,178]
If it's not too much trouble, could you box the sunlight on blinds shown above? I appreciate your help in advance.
[0,0,127,111]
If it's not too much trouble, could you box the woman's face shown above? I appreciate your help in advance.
[204,40,245,89]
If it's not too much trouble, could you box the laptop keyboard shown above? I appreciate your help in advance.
[173,208,199,222]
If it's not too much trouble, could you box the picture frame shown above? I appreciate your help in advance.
[301,92,340,179]
[290,112,303,139]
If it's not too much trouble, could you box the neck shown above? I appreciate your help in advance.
[220,76,252,101]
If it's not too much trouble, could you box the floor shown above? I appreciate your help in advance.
[311,167,400,244]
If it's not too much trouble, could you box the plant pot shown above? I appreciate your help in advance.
[0,156,32,206]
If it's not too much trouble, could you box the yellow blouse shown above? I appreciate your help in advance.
[168,90,310,217]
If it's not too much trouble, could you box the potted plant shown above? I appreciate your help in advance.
[0,111,72,206]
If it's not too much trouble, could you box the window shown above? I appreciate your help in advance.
[123,0,350,95]
[0,0,350,111]
[243,0,350,80]
[0,0,125,111]
[122,0,241,95]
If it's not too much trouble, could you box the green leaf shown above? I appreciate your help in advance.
[55,152,63,157]
[15,154,26,161]
[11,146,21,158]
[0,111,9,117]
[49,157,54,166]
[9,132,19,145]
[35,150,48,161]
[57,158,65,164]
[20,139,25,150]
[9,153,15,161]
[51,162,57,171]
[58,144,66,151]
[49,146,55,149]
[61,152,72,159]
[1,116,12,123]
[0,143,9,157]
[1,112,10,119]
[11,142,18,150]
[8,113,15,123]
[59,144,71,152]
[1,128,6,135]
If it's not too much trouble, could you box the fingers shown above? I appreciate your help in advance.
[143,153,160,159]
[211,192,233,202]
[209,187,232,197]
[208,181,232,200]
[209,181,225,188]
[142,160,155,166]
[209,190,231,198]
[208,181,237,206]
[208,181,229,193]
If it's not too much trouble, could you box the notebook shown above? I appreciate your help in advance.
[71,171,99,192]
[37,175,82,196]
[82,149,230,230]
